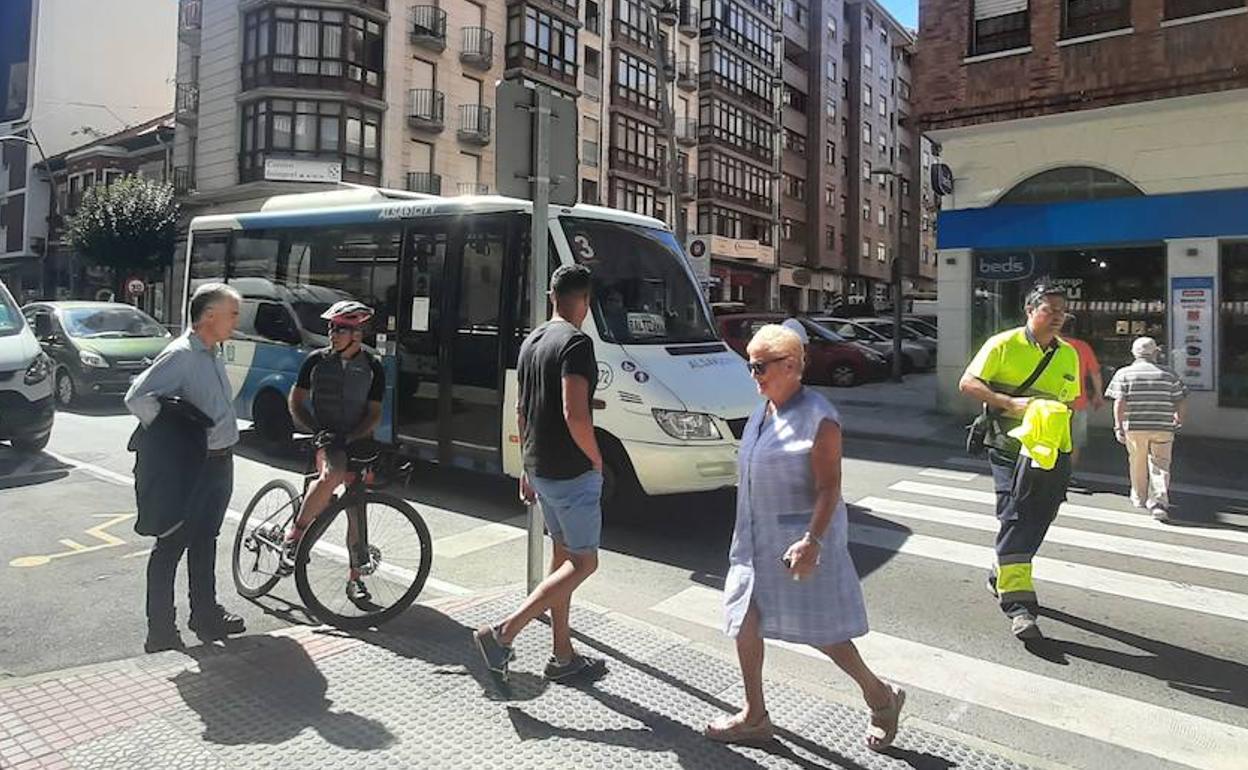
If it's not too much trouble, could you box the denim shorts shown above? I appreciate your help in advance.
[530,470,603,554]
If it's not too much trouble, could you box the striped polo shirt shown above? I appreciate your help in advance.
[1104,360,1188,432]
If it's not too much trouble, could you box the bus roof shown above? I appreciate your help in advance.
[188,186,669,234]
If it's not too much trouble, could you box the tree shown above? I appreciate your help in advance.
[65,176,179,281]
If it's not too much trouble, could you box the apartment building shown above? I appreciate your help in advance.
[0,0,176,301]
[917,0,1248,438]
[776,0,934,315]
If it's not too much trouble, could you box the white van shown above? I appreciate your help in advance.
[184,188,759,504]
[0,280,55,452]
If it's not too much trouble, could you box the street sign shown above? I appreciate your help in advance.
[125,277,145,296]
[932,163,954,196]
[495,79,578,206]
[264,158,342,184]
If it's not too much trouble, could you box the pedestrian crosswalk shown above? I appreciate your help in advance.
[648,464,1248,770]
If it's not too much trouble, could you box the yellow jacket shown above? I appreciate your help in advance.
[1007,399,1072,470]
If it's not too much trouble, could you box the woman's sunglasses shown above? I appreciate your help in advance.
[746,356,789,376]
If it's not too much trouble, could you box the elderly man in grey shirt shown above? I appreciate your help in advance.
[125,283,245,652]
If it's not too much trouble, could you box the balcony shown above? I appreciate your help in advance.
[172,166,195,195]
[408,89,445,132]
[675,118,698,147]
[174,84,199,124]
[457,182,489,196]
[178,0,202,42]
[406,171,442,195]
[609,147,665,184]
[679,1,700,36]
[680,173,697,202]
[457,104,492,145]
[460,27,494,69]
[676,60,697,91]
[411,6,448,52]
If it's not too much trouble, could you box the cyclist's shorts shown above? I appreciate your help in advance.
[317,439,379,473]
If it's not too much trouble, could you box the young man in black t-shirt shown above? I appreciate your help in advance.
[474,263,607,683]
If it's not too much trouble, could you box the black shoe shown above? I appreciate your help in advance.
[986,573,999,599]
[544,654,607,682]
[346,578,372,604]
[144,628,186,654]
[188,608,246,641]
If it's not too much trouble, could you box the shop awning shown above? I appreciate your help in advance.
[937,187,1248,251]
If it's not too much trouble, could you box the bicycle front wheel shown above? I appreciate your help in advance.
[294,491,432,630]
[232,479,299,599]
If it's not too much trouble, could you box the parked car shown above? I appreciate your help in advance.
[0,280,55,453]
[813,317,935,372]
[21,301,173,407]
[718,313,889,387]
[903,316,938,337]
[855,317,938,354]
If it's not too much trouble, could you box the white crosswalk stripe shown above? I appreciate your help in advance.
[889,479,1248,545]
[651,584,1248,770]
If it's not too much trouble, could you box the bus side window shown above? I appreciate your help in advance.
[506,228,561,366]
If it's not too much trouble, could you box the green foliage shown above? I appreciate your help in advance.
[65,176,179,273]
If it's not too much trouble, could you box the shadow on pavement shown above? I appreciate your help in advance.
[0,448,72,490]
[342,604,550,703]
[58,398,131,417]
[173,635,396,750]
[1037,608,1248,708]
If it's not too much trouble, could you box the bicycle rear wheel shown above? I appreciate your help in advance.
[294,491,432,630]
[232,479,299,599]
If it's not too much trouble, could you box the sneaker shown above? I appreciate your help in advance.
[144,628,186,654]
[1011,613,1042,640]
[346,578,372,604]
[188,609,246,641]
[280,536,300,569]
[473,625,515,680]
[543,654,607,682]
[1150,505,1170,523]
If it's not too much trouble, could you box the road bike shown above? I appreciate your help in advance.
[230,454,432,630]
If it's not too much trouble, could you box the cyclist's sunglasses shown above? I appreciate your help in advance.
[329,323,364,335]
[746,356,789,376]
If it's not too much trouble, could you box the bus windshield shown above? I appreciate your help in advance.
[560,217,717,346]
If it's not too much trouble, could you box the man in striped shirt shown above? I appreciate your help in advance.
[1104,337,1188,522]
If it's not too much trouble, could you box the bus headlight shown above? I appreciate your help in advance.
[652,409,722,441]
[24,354,53,385]
[79,350,109,368]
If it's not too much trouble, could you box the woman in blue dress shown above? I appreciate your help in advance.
[705,324,905,751]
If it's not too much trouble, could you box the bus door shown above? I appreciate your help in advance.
[396,214,517,470]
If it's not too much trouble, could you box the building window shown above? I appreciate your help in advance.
[877,205,886,226]
[825,186,835,207]
[862,201,871,221]
[698,150,773,212]
[825,140,836,165]
[877,243,886,262]
[701,43,775,114]
[864,46,873,71]
[613,50,659,114]
[784,0,809,26]
[825,225,836,248]
[862,161,872,181]
[582,178,600,204]
[862,121,872,143]
[826,98,836,118]
[784,84,808,114]
[1163,0,1241,20]
[1221,243,1248,407]
[862,239,870,258]
[697,204,772,244]
[878,96,887,118]
[997,166,1143,205]
[862,84,872,107]
[586,1,601,34]
[241,6,385,98]
[702,0,775,66]
[898,79,911,101]
[784,129,806,156]
[825,58,836,81]
[901,210,910,229]
[239,98,381,183]
[610,177,661,218]
[700,96,774,162]
[971,0,1030,56]
[610,113,665,181]
[783,173,806,201]
[506,4,579,87]
[1062,0,1131,37]
[614,0,653,47]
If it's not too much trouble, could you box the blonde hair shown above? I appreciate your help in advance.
[747,324,805,369]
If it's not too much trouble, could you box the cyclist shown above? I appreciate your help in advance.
[283,300,386,604]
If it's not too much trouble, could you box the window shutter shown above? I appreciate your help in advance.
[974,0,1027,19]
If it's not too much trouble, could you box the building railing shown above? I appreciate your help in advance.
[457,182,489,195]
[406,171,442,195]
[408,89,446,131]
[173,166,195,195]
[675,118,698,146]
[457,104,492,144]
[460,27,494,68]
[676,60,697,90]
[174,83,199,118]
[411,6,448,51]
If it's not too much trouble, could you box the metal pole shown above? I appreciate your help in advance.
[526,85,552,593]
[892,171,904,382]
[652,7,682,241]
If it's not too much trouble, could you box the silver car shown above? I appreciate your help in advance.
[814,317,935,372]
[855,317,938,355]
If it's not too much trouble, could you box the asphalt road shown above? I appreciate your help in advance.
[2,403,1247,770]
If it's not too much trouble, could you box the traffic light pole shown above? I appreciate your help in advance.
[526,85,552,593]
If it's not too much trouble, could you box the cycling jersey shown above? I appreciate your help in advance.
[296,347,385,436]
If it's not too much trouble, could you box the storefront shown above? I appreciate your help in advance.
[699,234,777,311]
[935,183,1248,439]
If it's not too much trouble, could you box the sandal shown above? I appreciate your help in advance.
[704,711,775,745]
[865,683,906,752]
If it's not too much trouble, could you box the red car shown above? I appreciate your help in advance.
[717,313,889,387]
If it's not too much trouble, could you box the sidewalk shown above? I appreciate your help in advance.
[0,590,1040,770]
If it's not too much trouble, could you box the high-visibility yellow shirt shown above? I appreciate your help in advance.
[1008,399,1072,470]
[964,327,1081,404]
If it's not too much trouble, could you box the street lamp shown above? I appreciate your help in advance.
[0,131,57,298]
[870,166,906,382]
[647,2,686,244]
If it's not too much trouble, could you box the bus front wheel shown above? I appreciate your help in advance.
[598,433,642,517]
[253,389,293,450]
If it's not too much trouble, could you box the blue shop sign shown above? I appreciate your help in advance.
[975,253,1034,282]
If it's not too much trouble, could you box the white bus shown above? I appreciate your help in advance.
[184,187,757,505]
